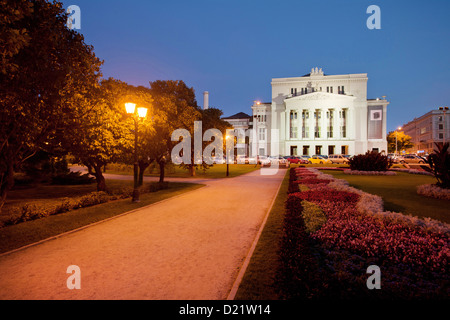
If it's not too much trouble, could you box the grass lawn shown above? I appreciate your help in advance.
[0,181,203,254]
[234,170,289,300]
[322,170,450,224]
[102,163,261,179]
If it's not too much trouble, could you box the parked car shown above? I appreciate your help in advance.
[257,156,268,165]
[328,154,350,164]
[212,156,225,164]
[286,156,302,164]
[400,154,426,164]
[387,154,402,164]
[308,155,332,164]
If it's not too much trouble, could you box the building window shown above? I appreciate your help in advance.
[290,146,298,156]
[439,133,444,140]
[439,124,444,130]
[259,128,265,140]
[290,111,298,139]
[315,145,322,155]
[303,145,310,156]
[328,145,335,155]
[314,110,321,138]
[340,109,347,138]
[302,111,309,138]
[327,110,333,138]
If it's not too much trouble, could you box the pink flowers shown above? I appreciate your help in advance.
[286,167,450,297]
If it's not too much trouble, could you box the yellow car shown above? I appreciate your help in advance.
[308,155,332,164]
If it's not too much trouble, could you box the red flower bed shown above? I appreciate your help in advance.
[294,178,331,185]
[312,201,449,274]
[280,167,450,299]
[290,188,360,204]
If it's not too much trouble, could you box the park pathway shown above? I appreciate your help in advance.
[0,168,285,300]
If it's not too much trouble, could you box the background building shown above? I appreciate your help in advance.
[221,112,253,157]
[250,68,389,157]
[402,108,450,155]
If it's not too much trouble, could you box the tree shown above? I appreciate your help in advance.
[387,131,414,153]
[149,80,201,178]
[0,0,102,211]
[67,78,140,192]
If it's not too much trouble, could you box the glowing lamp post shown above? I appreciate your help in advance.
[395,126,402,156]
[125,102,148,202]
[226,135,231,177]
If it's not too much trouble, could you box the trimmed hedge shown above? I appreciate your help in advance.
[3,182,170,227]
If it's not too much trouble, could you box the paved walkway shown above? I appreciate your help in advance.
[0,169,285,300]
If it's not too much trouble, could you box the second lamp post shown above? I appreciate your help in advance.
[125,102,148,202]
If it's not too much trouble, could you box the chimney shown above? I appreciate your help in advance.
[203,91,209,110]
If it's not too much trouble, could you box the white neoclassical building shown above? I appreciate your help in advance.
[250,68,389,157]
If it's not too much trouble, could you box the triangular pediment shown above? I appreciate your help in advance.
[284,91,356,102]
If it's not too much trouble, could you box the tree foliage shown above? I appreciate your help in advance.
[387,131,414,153]
[0,0,102,210]
[424,143,450,189]
[149,80,201,177]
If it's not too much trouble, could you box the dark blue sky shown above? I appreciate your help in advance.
[62,0,450,132]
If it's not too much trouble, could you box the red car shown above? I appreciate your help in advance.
[287,156,307,164]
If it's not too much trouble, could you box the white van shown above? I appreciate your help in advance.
[328,154,350,164]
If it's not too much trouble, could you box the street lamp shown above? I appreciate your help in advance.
[226,134,231,177]
[125,102,148,202]
[395,126,402,156]
[439,106,449,145]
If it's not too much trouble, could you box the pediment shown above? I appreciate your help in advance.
[284,92,356,102]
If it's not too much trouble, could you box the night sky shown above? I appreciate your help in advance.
[61,0,450,132]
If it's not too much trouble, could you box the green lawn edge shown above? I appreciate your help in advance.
[234,169,290,300]
[0,182,204,254]
[321,170,450,224]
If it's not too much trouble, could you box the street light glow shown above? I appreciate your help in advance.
[137,107,148,118]
[125,102,136,114]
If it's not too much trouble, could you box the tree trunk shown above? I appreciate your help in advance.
[0,159,15,213]
[189,164,196,177]
[86,162,107,192]
[158,160,165,183]
[138,161,150,187]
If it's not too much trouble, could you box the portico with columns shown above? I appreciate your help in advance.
[250,68,389,157]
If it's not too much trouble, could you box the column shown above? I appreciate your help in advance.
[285,110,290,141]
[309,108,315,141]
[334,107,341,140]
[298,109,303,140]
[321,108,327,139]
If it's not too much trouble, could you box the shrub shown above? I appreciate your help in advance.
[417,184,450,200]
[424,142,450,189]
[348,151,393,172]
[75,191,110,208]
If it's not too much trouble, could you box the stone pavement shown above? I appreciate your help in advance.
[0,168,285,300]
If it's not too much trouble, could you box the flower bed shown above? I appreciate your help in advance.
[417,184,450,200]
[279,167,450,299]
[391,168,433,176]
[343,169,397,175]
